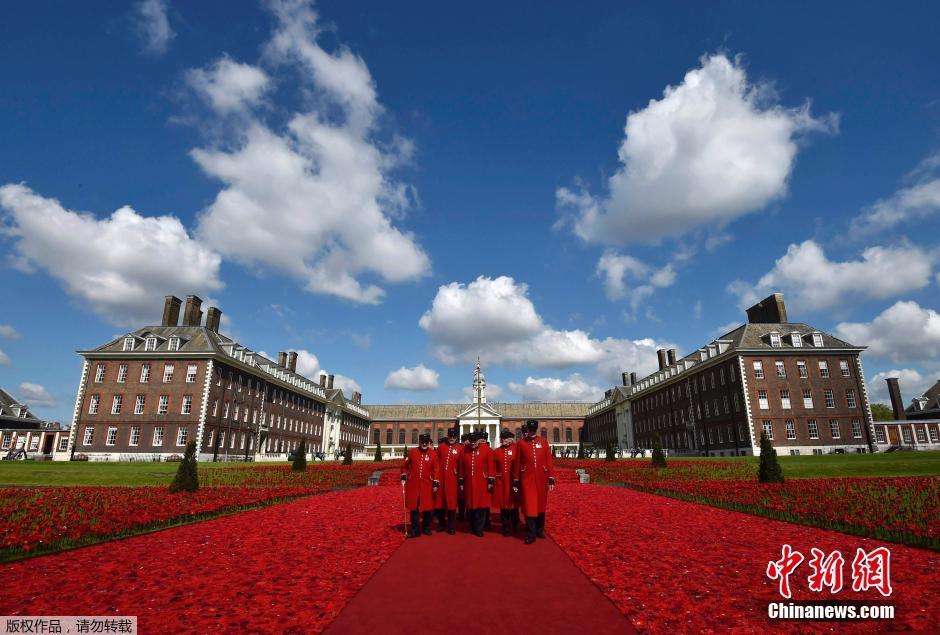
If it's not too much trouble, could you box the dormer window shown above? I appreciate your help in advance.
[812,333,824,347]
[769,333,781,348]
[145,336,157,351]
[790,333,802,347]
[168,337,180,352]
[123,337,136,352]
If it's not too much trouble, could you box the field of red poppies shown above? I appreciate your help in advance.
[549,484,940,633]
[557,460,940,549]
[0,464,381,560]
[0,485,405,633]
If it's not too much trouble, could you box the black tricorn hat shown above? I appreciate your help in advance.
[460,434,469,442]
[500,429,514,439]
[447,427,458,438]
[523,419,539,432]
[418,433,432,443]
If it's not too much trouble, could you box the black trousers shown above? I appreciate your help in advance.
[436,509,456,531]
[410,510,433,534]
[469,508,487,534]
[499,508,520,534]
[524,513,546,538]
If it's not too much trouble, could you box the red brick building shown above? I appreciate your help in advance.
[61,295,370,462]
[1,387,69,459]
[584,294,876,456]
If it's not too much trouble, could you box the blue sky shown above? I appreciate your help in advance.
[2,0,940,423]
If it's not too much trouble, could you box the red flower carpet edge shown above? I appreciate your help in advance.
[549,484,939,633]
[0,486,405,633]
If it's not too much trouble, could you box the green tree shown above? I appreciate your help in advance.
[576,440,585,459]
[651,433,667,468]
[374,440,383,461]
[343,442,353,465]
[169,440,199,493]
[758,431,785,483]
[605,440,616,462]
[292,440,307,472]
[869,403,895,422]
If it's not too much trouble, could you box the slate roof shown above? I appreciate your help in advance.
[906,380,940,415]
[365,402,592,421]
[0,387,63,431]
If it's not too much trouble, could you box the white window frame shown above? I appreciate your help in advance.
[181,395,193,415]
[852,419,862,439]
[163,364,174,383]
[139,363,150,383]
[812,333,824,347]
[786,420,796,440]
[145,336,157,351]
[176,426,188,446]
[929,426,939,443]
[775,361,786,378]
[790,333,802,347]
[875,427,886,443]
[803,389,814,409]
[117,364,128,383]
[29,436,40,451]
[83,426,94,445]
[780,390,791,409]
[824,389,835,409]
[158,395,169,415]
[797,361,808,378]
[770,333,781,348]
[901,427,912,443]
[840,360,850,377]
[168,337,180,352]
[186,364,198,383]
[807,419,819,439]
[753,361,764,379]
[94,364,106,383]
[818,360,829,378]
[88,394,100,415]
[58,437,68,451]
[134,395,145,415]
[206,429,214,447]
[829,420,841,439]
[123,337,135,351]
[846,389,857,409]
[915,426,927,443]
[129,425,140,446]
[153,425,164,446]
[106,426,118,446]
[111,395,122,415]
[758,390,769,410]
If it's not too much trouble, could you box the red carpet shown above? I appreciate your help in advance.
[325,510,635,634]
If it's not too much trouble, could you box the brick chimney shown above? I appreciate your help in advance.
[621,372,629,387]
[162,296,182,326]
[287,351,298,373]
[630,372,637,385]
[327,374,335,389]
[205,307,222,333]
[319,374,327,387]
[182,295,203,326]
[746,293,788,324]
[352,391,361,405]
[886,378,906,420]
[656,349,667,371]
[667,349,677,366]
[277,351,287,368]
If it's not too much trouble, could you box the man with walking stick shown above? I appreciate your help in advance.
[513,420,555,544]
[401,433,440,538]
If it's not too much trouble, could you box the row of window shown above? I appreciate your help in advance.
[87,394,195,416]
[756,388,857,410]
[374,426,579,445]
[82,424,188,447]
[635,363,739,414]
[123,334,188,352]
[93,362,198,385]
[768,332,825,348]
[874,425,940,444]
[636,392,742,433]
[0,433,69,452]
[762,418,863,441]
[753,359,850,380]
[204,429,254,451]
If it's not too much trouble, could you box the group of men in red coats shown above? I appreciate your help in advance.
[400,419,555,544]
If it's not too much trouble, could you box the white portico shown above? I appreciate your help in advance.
[457,361,502,444]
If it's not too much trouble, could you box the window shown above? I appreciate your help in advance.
[59,437,68,451]
[123,337,135,351]
[211,399,218,417]
[158,395,169,415]
[83,426,94,445]
[733,393,740,412]
[730,364,737,382]
[797,361,808,378]
[168,337,180,351]
[930,426,940,443]
[770,333,781,347]
[803,389,814,409]
[145,336,157,351]
[177,427,188,446]
[565,428,573,442]
[807,419,819,439]
[117,364,128,383]
[2,434,11,450]
[153,425,164,446]
[901,427,912,444]
[553,428,560,442]
[717,427,723,443]
[758,390,769,410]
[106,427,118,446]
[839,360,850,377]
[207,430,214,448]
[134,395,145,415]
[94,364,106,383]
[753,361,764,379]
[140,363,150,383]
[88,394,100,415]
[129,426,140,446]
[780,390,791,409]
[111,395,123,415]
[875,427,886,443]
[852,419,862,439]
[824,389,835,408]
[181,395,193,415]
[775,361,786,378]
[915,426,927,443]
[818,361,829,378]
[812,333,824,347]
[386,429,393,445]
[218,430,225,448]
[791,333,802,347]
[786,420,796,440]
[163,364,174,383]
[846,389,857,409]
[398,429,405,445]
[829,420,841,439]
[186,364,198,383]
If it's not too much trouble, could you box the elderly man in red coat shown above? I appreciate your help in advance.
[459,431,494,537]
[434,426,463,534]
[401,433,440,538]
[492,429,520,536]
[512,419,555,544]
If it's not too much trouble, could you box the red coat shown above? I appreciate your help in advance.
[460,443,494,509]
[401,447,440,512]
[512,436,553,516]
[492,443,518,509]
[434,440,463,510]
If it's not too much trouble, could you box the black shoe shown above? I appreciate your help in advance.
[475,531,485,537]
[503,528,511,537]
[537,531,546,539]
[423,529,432,536]
[447,529,455,535]
[408,530,420,538]
[524,536,536,544]
[436,525,445,532]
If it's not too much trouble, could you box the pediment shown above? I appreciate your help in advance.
[457,402,501,419]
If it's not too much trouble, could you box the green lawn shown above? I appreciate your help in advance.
[0,460,292,486]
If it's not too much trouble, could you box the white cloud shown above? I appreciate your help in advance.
[192,0,429,304]
[0,325,19,340]
[596,250,678,314]
[850,153,940,237]
[384,365,440,391]
[134,0,174,55]
[350,333,372,349]
[835,301,940,363]
[0,349,9,366]
[18,382,55,408]
[508,374,604,402]
[867,368,935,406]
[286,348,362,397]
[419,275,668,380]
[0,184,223,326]
[728,240,933,313]
[185,56,270,114]
[557,53,836,244]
